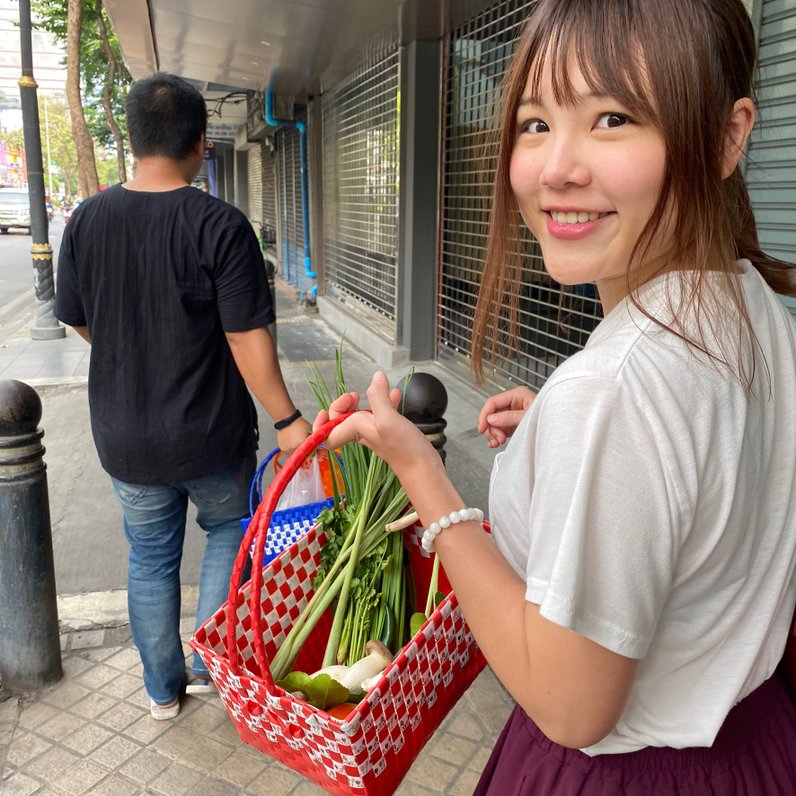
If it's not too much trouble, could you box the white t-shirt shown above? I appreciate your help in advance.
[489,260,796,755]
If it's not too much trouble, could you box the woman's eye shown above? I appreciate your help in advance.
[596,113,629,129]
[520,119,550,134]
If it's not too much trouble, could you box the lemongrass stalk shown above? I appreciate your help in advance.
[424,555,441,618]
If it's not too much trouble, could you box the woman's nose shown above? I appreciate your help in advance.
[539,135,591,189]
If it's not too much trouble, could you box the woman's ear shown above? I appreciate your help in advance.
[722,98,755,179]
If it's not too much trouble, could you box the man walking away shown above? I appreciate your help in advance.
[55,72,312,720]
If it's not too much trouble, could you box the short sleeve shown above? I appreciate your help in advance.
[213,223,275,332]
[54,223,87,327]
[526,376,684,659]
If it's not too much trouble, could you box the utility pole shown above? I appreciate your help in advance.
[43,94,54,203]
[18,0,65,341]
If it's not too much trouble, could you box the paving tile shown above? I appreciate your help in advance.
[37,712,87,744]
[67,630,106,651]
[0,697,22,724]
[98,674,141,701]
[184,775,240,796]
[101,649,141,673]
[448,766,484,795]
[0,770,43,796]
[240,762,301,796]
[150,726,235,772]
[84,773,142,796]
[5,732,53,768]
[427,731,479,769]
[146,762,203,795]
[403,750,460,793]
[24,746,80,784]
[95,701,145,733]
[284,780,327,796]
[17,701,60,732]
[67,693,117,721]
[60,657,94,679]
[79,647,120,663]
[115,749,171,786]
[89,735,142,770]
[40,682,92,711]
[119,714,171,745]
[171,701,227,735]
[466,743,492,773]
[60,722,116,756]
[54,760,109,796]
[72,665,119,691]
[211,748,267,787]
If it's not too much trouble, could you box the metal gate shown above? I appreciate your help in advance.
[747,0,796,297]
[322,45,401,343]
[247,143,263,238]
[276,126,306,292]
[438,0,601,390]
[261,141,277,249]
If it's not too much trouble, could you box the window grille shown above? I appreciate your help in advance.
[322,46,401,342]
[439,0,602,390]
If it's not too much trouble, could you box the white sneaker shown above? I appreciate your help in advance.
[150,698,180,720]
[186,676,215,695]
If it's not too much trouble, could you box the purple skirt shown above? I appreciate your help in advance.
[474,674,796,795]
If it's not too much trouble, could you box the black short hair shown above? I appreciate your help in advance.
[126,72,208,160]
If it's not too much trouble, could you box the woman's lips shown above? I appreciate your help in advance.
[545,210,614,240]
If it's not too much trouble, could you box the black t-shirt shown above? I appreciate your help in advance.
[55,184,275,484]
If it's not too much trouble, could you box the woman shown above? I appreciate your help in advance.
[317,0,796,791]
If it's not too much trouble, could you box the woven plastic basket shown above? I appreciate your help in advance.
[191,415,486,795]
[239,446,342,566]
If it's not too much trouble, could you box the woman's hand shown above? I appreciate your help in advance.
[477,386,536,448]
[313,371,437,478]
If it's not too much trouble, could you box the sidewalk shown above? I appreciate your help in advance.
[0,281,513,796]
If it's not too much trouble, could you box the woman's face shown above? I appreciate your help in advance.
[510,60,669,311]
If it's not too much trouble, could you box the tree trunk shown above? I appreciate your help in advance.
[66,0,99,197]
[95,0,127,183]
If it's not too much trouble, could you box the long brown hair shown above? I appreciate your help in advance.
[471,0,795,390]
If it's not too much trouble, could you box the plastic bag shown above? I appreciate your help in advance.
[274,454,326,510]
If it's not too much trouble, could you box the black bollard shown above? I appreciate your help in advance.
[0,379,62,692]
[399,372,448,464]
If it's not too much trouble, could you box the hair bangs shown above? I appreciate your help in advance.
[522,0,658,126]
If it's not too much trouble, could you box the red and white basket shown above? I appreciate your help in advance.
[190,415,487,795]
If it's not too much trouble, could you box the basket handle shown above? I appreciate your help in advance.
[224,413,354,686]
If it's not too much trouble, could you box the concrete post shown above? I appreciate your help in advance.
[399,372,448,464]
[0,379,62,692]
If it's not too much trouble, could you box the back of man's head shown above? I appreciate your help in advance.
[127,72,207,160]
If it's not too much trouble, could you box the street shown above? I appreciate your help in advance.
[0,212,66,333]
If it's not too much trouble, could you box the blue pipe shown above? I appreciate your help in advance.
[265,90,317,297]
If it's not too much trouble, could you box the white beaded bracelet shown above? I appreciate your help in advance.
[421,507,484,553]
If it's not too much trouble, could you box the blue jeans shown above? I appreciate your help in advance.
[110,454,254,705]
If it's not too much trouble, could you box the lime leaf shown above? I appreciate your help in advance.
[410,611,427,638]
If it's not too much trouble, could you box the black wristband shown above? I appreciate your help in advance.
[274,408,302,430]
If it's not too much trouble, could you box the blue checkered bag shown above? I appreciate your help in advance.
[240,448,341,566]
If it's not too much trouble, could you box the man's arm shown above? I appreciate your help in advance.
[225,326,311,452]
[72,326,91,343]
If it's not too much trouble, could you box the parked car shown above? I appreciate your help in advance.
[0,188,31,234]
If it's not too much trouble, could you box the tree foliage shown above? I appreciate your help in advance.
[32,0,131,188]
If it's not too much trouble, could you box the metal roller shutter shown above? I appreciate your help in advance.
[261,141,277,249]
[747,0,796,316]
[322,46,400,343]
[247,143,263,238]
[277,126,306,292]
[439,0,601,390]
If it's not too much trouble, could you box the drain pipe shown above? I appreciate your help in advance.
[265,90,317,299]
